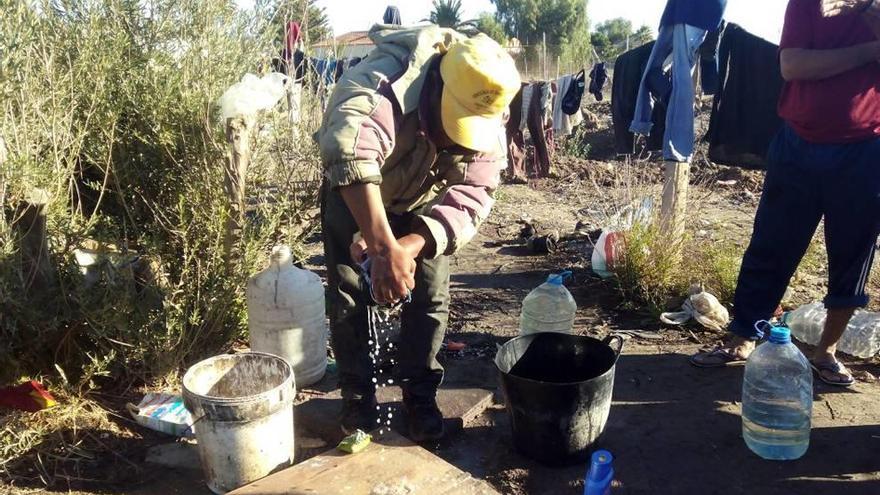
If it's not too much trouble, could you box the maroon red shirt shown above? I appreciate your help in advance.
[778,0,880,143]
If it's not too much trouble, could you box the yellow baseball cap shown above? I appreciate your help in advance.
[439,34,521,153]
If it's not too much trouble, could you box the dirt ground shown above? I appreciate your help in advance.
[6,106,880,495]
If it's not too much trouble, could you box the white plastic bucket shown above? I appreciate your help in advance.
[182,352,295,494]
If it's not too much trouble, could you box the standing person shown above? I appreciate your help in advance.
[317,25,519,441]
[691,0,880,387]
[629,0,728,162]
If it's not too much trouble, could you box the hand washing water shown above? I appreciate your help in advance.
[742,326,812,460]
[519,271,577,335]
[783,302,880,358]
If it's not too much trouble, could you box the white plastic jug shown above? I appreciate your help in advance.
[247,245,328,387]
[519,271,577,336]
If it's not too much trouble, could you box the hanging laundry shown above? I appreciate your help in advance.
[561,69,586,114]
[505,83,529,182]
[553,74,584,137]
[629,0,728,162]
[699,22,726,96]
[588,63,607,102]
[611,42,667,154]
[383,6,402,26]
[705,23,785,170]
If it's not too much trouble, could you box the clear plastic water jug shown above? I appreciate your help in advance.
[742,326,812,460]
[783,302,880,358]
[520,271,577,336]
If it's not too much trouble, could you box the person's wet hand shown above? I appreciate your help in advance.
[370,241,416,304]
[822,0,873,17]
[350,237,368,264]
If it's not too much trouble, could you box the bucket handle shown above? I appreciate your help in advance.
[603,334,625,362]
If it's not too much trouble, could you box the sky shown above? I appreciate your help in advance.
[313,0,789,43]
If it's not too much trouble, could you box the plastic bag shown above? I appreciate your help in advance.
[218,72,289,121]
[660,287,730,331]
[591,230,625,279]
[127,393,195,437]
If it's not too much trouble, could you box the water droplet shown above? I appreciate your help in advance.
[376,406,381,410]
[387,379,394,384]
[387,413,393,418]
[372,377,378,383]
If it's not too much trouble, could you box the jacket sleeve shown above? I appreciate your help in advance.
[317,59,401,189]
[415,133,507,258]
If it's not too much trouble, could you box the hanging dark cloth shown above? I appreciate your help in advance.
[611,42,667,154]
[505,83,529,182]
[588,62,607,102]
[699,22,725,96]
[705,23,784,170]
[383,6,402,25]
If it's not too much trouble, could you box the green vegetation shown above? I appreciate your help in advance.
[475,12,508,44]
[591,18,654,60]
[428,0,475,30]
[0,0,320,389]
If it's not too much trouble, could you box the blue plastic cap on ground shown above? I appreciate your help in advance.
[588,450,613,481]
[769,327,791,344]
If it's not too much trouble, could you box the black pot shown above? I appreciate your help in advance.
[495,332,624,466]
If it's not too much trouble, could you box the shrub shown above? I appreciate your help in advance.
[0,0,321,386]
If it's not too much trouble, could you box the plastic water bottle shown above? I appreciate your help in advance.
[520,271,577,335]
[783,303,880,359]
[583,450,614,495]
[742,326,812,460]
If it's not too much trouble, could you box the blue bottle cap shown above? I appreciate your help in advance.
[768,327,791,344]
[547,270,573,286]
[588,450,613,481]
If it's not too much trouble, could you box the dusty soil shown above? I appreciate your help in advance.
[6,104,880,495]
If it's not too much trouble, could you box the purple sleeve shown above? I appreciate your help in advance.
[416,146,506,257]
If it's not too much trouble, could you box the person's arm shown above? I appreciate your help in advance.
[318,51,418,303]
[339,184,415,304]
[414,136,507,258]
[821,0,880,17]
[780,42,880,81]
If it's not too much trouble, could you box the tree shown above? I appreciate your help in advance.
[427,0,475,29]
[475,12,507,44]
[592,17,654,59]
[492,0,586,55]
[266,0,330,45]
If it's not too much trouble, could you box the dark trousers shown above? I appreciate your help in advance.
[321,187,450,398]
[730,126,880,339]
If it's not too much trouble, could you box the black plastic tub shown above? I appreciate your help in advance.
[495,332,624,466]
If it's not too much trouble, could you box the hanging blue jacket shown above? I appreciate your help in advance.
[660,0,727,31]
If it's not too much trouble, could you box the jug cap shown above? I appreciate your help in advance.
[547,270,573,286]
[768,327,791,344]
[588,449,613,481]
[270,245,293,266]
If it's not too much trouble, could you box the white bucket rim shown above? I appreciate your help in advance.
[182,351,295,405]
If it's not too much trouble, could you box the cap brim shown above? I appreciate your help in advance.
[440,86,502,154]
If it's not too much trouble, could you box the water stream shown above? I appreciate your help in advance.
[367,305,400,433]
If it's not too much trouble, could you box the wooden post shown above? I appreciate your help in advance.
[14,188,55,294]
[223,116,254,272]
[661,160,690,260]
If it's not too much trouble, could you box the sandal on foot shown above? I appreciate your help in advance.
[810,359,854,387]
[690,347,748,368]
